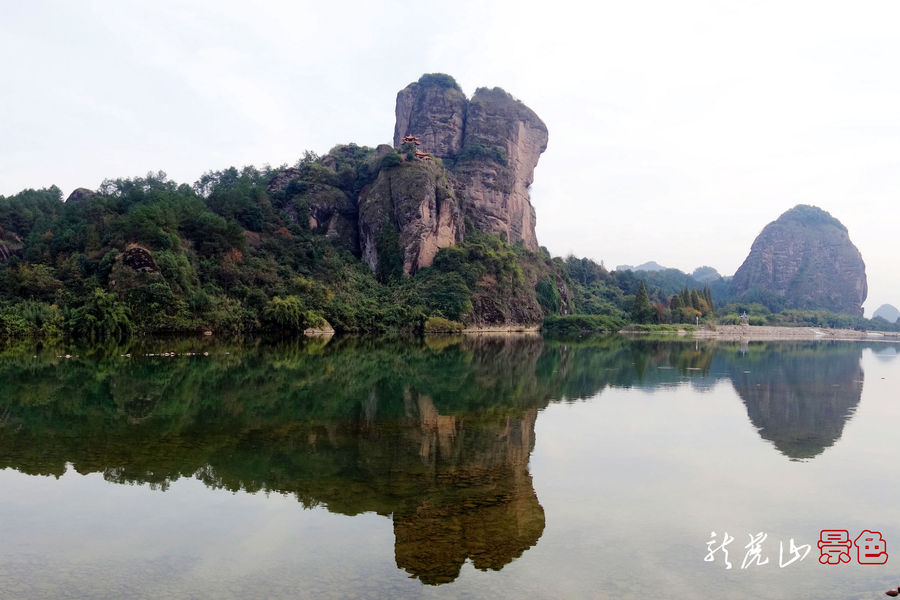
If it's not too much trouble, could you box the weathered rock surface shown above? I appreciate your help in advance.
[65,187,97,204]
[393,74,467,158]
[265,168,302,197]
[358,160,462,275]
[732,205,867,315]
[268,170,359,254]
[453,87,547,251]
[121,244,158,273]
[393,77,548,251]
[0,227,23,263]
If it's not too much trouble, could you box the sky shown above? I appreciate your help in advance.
[2,1,899,315]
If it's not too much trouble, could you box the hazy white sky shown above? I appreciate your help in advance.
[2,1,899,315]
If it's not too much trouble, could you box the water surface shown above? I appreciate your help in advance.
[0,336,898,598]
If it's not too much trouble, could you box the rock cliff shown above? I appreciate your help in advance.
[393,76,548,251]
[393,74,467,158]
[732,205,867,315]
[358,160,462,276]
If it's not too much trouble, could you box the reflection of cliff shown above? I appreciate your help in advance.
[393,394,543,584]
[0,336,546,585]
[721,344,864,459]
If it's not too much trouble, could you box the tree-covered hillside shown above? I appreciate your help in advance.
[0,146,573,339]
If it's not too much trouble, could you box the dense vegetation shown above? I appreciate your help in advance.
[0,147,573,339]
[2,148,894,340]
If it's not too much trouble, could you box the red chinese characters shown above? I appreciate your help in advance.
[817,530,852,564]
[854,530,888,565]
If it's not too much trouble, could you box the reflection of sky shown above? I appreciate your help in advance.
[0,348,898,599]
[873,346,898,361]
[530,348,900,599]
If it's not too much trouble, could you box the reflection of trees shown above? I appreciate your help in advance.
[0,337,889,580]
[0,336,548,584]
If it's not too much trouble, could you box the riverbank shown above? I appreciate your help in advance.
[690,324,900,342]
[462,324,541,334]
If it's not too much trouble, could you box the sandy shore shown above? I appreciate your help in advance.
[690,324,900,342]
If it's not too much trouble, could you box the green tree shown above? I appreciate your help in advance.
[67,288,134,341]
[631,281,654,324]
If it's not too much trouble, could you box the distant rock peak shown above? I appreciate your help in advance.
[873,304,900,323]
[732,204,867,315]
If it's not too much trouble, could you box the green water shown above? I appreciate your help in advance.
[0,335,898,598]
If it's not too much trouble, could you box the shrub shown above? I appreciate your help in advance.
[417,73,461,90]
[536,277,562,314]
[67,288,134,341]
[424,316,463,333]
[456,141,508,166]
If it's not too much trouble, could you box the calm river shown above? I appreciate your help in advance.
[0,335,898,599]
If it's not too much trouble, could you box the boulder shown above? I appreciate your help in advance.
[121,244,158,273]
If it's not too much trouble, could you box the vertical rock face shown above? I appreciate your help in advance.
[358,160,462,275]
[392,76,548,251]
[732,205,867,315]
[453,87,548,251]
[393,74,467,158]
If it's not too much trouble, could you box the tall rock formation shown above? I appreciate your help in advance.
[393,76,548,251]
[393,74,467,158]
[732,205,867,315]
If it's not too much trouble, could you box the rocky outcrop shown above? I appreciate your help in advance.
[453,88,547,251]
[65,187,97,204]
[393,77,548,251]
[732,205,867,315]
[0,227,23,263]
[121,244,158,273]
[358,160,462,275]
[268,170,359,254]
[262,75,548,281]
[393,74,467,158]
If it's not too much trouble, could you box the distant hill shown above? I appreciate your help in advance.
[616,261,667,272]
[873,304,900,323]
[691,266,722,283]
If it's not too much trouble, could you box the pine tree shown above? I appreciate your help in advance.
[690,289,702,311]
[669,294,683,311]
[631,281,654,324]
[703,285,714,312]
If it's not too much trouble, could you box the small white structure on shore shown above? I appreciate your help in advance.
[740,312,750,326]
